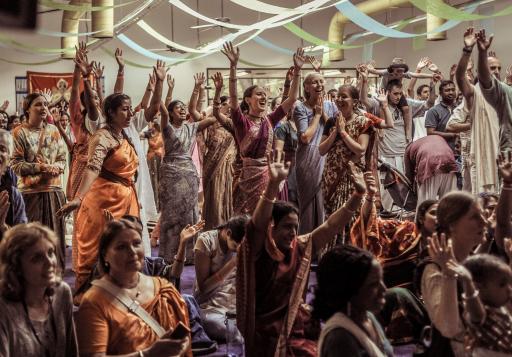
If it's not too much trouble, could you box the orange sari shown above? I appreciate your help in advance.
[74,138,139,292]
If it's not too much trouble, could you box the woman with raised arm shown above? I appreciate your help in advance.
[147,62,217,264]
[202,72,238,230]
[56,91,140,302]
[222,42,304,214]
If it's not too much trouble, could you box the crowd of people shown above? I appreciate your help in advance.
[1,26,512,357]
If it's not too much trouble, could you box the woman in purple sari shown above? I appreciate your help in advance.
[221,42,304,214]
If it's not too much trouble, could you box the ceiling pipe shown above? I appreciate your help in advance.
[328,0,410,61]
[92,0,114,38]
[426,13,447,40]
[61,0,90,59]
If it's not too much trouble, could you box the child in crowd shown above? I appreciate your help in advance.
[443,253,512,355]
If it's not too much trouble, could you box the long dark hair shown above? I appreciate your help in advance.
[103,93,131,124]
[98,219,141,274]
[415,199,437,233]
[437,191,475,235]
[313,245,374,321]
[240,85,258,114]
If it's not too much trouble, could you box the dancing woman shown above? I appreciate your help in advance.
[221,42,304,214]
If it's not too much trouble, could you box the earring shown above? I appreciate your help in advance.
[104,262,110,270]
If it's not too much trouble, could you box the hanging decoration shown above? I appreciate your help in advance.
[39,0,138,12]
[408,0,512,21]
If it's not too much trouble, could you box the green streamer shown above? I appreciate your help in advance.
[0,33,99,54]
[408,0,512,21]
[39,0,138,12]
[0,57,61,65]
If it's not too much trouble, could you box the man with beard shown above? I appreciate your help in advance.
[425,80,458,152]
[237,150,367,357]
[476,29,512,152]
[0,129,27,239]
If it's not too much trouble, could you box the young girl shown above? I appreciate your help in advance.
[442,253,512,356]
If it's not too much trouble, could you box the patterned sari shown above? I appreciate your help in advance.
[202,122,237,230]
[321,112,374,216]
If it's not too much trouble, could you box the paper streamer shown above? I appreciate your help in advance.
[39,0,138,12]
[408,0,512,21]
[253,37,296,55]
[0,33,99,54]
[0,57,61,65]
[335,1,479,38]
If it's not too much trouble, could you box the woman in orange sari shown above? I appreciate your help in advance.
[76,218,191,356]
[57,93,139,298]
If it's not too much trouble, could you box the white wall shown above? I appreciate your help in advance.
[0,0,510,113]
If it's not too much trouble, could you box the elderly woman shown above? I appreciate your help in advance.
[144,62,217,264]
[57,92,140,298]
[0,223,78,356]
[10,93,67,269]
[194,215,249,340]
[314,245,392,357]
[0,129,27,238]
[76,219,191,356]
[221,42,303,214]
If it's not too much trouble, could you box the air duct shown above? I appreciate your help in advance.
[61,0,90,59]
[328,0,411,61]
[426,13,447,41]
[92,0,114,38]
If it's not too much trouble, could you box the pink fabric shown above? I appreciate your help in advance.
[404,135,458,185]
[191,141,203,193]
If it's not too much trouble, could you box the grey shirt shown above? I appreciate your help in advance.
[0,282,78,357]
[479,77,512,151]
[368,97,427,157]
[425,102,456,151]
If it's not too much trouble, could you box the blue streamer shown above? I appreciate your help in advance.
[253,36,295,55]
[335,1,478,38]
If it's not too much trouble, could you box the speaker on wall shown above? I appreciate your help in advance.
[0,0,37,29]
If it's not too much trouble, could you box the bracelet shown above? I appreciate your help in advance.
[260,190,276,204]
[462,46,473,54]
[365,196,376,202]
[146,88,153,92]
[502,185,512,191]
[462,289,479,301]
[174,254,185,264]
[138,351,144,357]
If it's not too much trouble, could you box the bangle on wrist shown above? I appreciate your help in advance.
[365,195,376,202]
[462,289,479,301]
[260,190,276,204]
[138,351,144,357]
[462,46,473,54]
[502,185,512,191]
[174,254,185,264]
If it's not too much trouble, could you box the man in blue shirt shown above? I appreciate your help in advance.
[0,129,27,239]
[425,80,458,152]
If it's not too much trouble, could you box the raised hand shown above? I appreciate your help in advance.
[366,60,376,71]
[147,73,157,92]
[0,100,9,111]
[221,41,240,66]
[75,41,88,59]
[50,107,60,121]
[285,66,294,82]
[356,64,368,79]
[92,61,104,79]
[363,171,378,196]
[293,47,306,70]
[416,57,431,71]
[193,72,206,88]
[488,50,497,58]
[153,60,168,81]
[180,220,205,243]
[115,48,125,70]
[428,62,440,73]
[211,72,223,90]
[427,233,457,273]
[432,72,443,83]
[449,64,457,78]
[463,27,477,48]
[103,209,114,222]
[498,151,512,184]
[348,162,366,194]
[376,88,388,106]
[267,150,290,183]
[166,74,175,89]
[307,55,321,72]
[506,64,512,85]
[74,51,93,77]
[475,29,493,52]
[444,259,472,283]
[344,76,353,85]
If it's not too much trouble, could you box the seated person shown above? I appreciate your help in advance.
[76,218,191,357]
[194,215,249,341]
